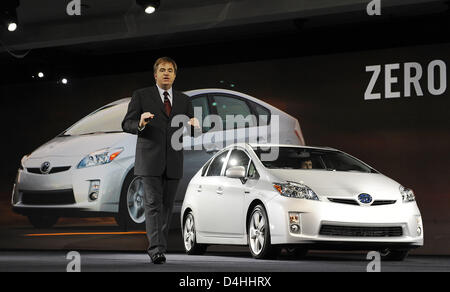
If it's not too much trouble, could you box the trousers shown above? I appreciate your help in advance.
[141,173,180,256]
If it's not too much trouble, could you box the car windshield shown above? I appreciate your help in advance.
[253,147,377,173]
[62,102,128,136]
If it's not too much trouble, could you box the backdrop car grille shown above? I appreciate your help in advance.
[21,189,76,205]
[319,225,403,237]
[27,166,71,174]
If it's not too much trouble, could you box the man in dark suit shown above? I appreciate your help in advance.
[122,57,200,264]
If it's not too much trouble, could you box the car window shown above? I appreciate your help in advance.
[201,158,213,176]
[254,147,376,173]
[191,95,210,132]
[211,95,256,129]
[225,149,250,174]
[247,161,259,179]
[64,102,127,136]
[251,102,271,126]
[206,150,229,176]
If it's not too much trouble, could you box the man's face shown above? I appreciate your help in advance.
[154,62,176,89]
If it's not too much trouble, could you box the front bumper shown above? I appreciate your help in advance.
[266,196,424,249]
[11,161,128,216]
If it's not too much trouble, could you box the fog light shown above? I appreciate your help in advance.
[416,216,423,236]
[89,192,99,201]
[88,180,100,201]
[290,224,300,233]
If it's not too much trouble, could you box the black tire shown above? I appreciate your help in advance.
[183,212,207,255]
[116,171,146,231]
[247,204,277,259]
[27,215,59,228]
[380,249,410,261]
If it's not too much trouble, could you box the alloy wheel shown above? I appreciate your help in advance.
[184,214,196,251]
[127,177,146,224]
[249,209,266,255]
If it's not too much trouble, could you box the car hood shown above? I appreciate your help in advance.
[269,169,402,199]
[29,133,127,158]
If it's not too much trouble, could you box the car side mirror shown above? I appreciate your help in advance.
[225,166,246,179]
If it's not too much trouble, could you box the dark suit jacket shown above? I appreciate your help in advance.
[122,86,197,178]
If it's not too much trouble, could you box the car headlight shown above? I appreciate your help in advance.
[77,148,124,169]
[400,185,415,203]
[273,181,319,201]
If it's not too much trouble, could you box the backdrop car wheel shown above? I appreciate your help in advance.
[380,249,410,261]
[183,212,207,255]
[117,172,146,231]
[27,215,59,228]
[248,204,276,259]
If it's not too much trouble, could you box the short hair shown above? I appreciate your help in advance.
[153,57,177,74]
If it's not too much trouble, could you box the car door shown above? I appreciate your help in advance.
[194,149,230,236]
[218,148,252,238]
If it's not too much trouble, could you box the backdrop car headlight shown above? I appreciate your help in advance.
[273,182,319,201]
[400,185,416,203]
[77,148,123,169]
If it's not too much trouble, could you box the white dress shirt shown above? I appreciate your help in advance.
[138,85,173,131]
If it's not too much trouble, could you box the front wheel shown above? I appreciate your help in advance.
[116,173,146,230]
[183,212,207,255]
[248,204,277,259]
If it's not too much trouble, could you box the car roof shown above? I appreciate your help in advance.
[223,142,338,152]
[105,88,294,119]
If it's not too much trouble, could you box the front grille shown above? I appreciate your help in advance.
[21,189,76,205]
[328,198,359,205]
[371,200,396,206]
[27,166,71,174]
[328,198,397,206]
[319,225,403,237]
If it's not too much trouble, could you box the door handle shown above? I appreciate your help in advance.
[216,186,223,194]
[197,185,202,192]
[206,147,220,154]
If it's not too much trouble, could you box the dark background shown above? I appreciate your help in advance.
[0,0,449,254]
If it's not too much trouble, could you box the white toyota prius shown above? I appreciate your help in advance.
[181,143,424,261]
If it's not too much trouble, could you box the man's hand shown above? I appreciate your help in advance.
[139,112,155,128]
[188,117,200,129]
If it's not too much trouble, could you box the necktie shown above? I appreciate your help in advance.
[163,91,172,116]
